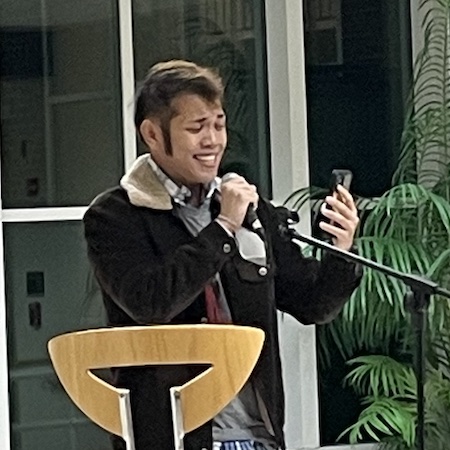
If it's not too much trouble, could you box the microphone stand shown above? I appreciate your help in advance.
[279,226,450,450]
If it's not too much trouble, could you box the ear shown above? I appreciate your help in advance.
[139,118,163,150]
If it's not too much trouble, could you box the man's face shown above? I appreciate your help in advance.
[149,94,227,187]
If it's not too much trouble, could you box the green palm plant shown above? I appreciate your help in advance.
[285,0,450,447]
[340,355,417,447]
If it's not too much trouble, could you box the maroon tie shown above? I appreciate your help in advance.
[204,282,224,323]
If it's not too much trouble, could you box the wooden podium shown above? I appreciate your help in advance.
[48,325,265,450]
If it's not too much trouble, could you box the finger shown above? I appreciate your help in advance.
[318,222,353,245]
[249,184,258,200]
[222,178,246,190]
[319,220,347,236]
[234,183,258,200]
[222,181,259,208]
[320,204,358,231]
[325,195,357,220]
[223,177,254,190]
[323,197,352,219]
[319,219,354,242]
[319,221,354,250]
[336,185,357,212]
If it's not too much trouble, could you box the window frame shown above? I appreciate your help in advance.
[0,0,417,448]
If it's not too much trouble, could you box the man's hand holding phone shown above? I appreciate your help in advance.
[318,170,359,251]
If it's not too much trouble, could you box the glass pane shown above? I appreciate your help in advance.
[304,0,412,197]
[0,0,123,208]
[132,0,272,196]
[4,221,108,450]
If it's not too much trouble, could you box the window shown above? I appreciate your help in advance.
[305,0,412,198]
[303,0,413,444]
[0,1,272,449]
[0,1,123,208]
[132,0,272,196]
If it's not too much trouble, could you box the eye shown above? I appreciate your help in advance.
[215,122,226,131]
[186,126,202,133]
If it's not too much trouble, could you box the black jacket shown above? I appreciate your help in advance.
[83,155,361,450]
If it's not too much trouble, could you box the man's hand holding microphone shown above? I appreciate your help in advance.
[216,174,259,235]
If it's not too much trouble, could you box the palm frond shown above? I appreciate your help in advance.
[284,185,328,212]
[338,397,416,447]
[345,355,416,398]
[319,236,439,360]
[394,0,450,187]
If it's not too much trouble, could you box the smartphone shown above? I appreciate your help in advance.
[330,169,353,194]
[313,169,353,239]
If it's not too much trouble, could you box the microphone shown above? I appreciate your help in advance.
[220,172,265,239]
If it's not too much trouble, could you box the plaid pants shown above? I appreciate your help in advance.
[213,441,272,450]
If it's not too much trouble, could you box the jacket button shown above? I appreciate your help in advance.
[258,267,268,276]
[223,243,232,253]
[200,317,208,323]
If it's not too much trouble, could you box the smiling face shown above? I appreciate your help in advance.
[140,93,227,188]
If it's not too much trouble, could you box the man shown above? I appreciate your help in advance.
[83,59,361,450]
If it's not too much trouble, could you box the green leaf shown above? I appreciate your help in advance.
[339,397,416,445]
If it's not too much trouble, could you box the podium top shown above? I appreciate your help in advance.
[48,324,265,437]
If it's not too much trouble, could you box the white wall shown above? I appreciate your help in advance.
[265,1,320,448]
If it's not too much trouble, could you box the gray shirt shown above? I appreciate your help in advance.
[173,200,276,449]
[145,157,276,448]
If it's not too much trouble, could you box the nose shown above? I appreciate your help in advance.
[201,127,219,147]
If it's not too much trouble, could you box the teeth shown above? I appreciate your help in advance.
[196,155,215,161]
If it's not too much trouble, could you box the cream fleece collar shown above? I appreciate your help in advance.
[120,154,173,210]
[121,154,267,264]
